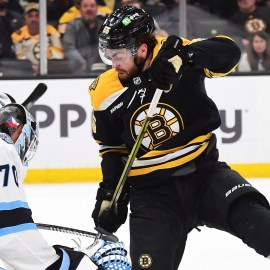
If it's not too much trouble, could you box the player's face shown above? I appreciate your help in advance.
[111,44,148,81]
[11,124,23,143]
[111,50,138,81]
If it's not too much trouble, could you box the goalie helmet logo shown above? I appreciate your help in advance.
[130,103,184,151]
[138,254,153,268]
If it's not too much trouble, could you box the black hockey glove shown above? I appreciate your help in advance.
[92,187,129,233]
[149,35,194,92]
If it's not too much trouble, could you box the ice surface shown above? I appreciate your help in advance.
[2,179,270,269]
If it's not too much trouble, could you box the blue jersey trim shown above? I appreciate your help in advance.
[0,223,37,236]
[59,248,71,270]
[0,200,30,210]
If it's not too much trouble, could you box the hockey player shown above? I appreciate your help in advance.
[0,99,131,270]
[89,6,270,270]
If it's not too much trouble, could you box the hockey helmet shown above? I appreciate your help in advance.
[98,6,155,65]
[0,103,39,165]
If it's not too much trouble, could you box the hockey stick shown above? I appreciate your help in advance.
[22,83,47,110]
[95,88,163,235]
[36,223,118,242]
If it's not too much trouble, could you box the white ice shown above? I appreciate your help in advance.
[3,179,270,269]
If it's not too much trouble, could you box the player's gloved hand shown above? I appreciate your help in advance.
[149,35,194,92]
[86,239,131,270]
[92,187,129,233]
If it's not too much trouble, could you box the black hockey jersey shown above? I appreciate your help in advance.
[88,36,240,188]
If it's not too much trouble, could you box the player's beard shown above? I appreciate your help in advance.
[117,64,138,81]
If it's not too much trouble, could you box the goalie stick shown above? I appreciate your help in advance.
[22,83,47,110]
[36,223,118,242]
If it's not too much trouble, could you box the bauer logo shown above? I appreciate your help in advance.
[225,183,252,197]
[138,254,153,268]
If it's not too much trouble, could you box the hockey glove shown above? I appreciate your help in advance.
[149,35,194,92]
[87,239,131,270]
[92,187,129,233]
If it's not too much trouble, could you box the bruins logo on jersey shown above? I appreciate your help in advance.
[130,103,184,151]
[245,17,266,33]
[138,254,153,268]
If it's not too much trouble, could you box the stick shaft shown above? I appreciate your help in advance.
[37,223,118,242]
[109,89,163,208]
[22,83,47,109]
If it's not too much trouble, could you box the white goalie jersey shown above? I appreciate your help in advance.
[0,132,131,270]
[0,133,60,270]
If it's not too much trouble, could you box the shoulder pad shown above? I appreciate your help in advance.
[88,69,124,111]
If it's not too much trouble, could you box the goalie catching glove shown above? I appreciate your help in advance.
[149,35,194,92]
[92,187,129,233]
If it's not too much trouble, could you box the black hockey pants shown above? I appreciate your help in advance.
[129,162,270,270]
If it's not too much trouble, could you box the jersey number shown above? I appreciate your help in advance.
[0,164,19,187]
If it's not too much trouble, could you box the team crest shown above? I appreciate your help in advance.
[130,103,184,151]
[138,254,153,268]
[245,18,266,33]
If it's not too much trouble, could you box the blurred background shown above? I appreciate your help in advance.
[1,0,270,77]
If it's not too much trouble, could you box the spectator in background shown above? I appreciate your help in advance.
[58,0,111,37]
[47,0,75,28]
[63,0,107,74]
[6,0,24,13]
[230,0,270,48]
[237,31,270,71]
[0,0,24,59]
[11,2,64,75]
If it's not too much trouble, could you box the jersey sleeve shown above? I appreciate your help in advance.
[188,36,241,77]
[89,73,129,189]
[92,109,127,189]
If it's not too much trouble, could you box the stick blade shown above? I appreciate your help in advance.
[22,83,47,109]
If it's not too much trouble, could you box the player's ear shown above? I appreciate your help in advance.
[138,44,148,58]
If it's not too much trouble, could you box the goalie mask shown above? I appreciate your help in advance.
[0,103,39,165]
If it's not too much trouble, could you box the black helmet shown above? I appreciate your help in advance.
[99,6,155,50]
